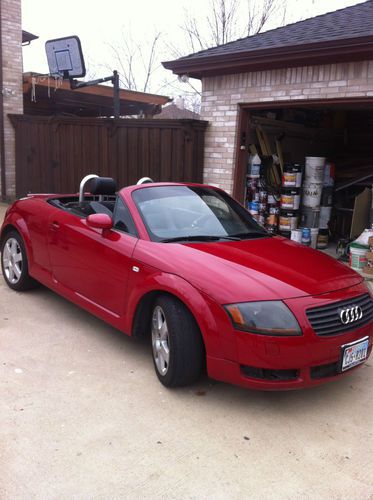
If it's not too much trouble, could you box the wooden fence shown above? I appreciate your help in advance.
[10,115,208,197]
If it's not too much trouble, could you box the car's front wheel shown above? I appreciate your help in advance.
[1,230,38,291]
[151,295,204,387]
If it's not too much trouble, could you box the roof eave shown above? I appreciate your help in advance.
[162,36,373,79]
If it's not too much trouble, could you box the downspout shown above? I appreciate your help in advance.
[0,4,6,200]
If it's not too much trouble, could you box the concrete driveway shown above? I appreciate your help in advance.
[0,202,372,499]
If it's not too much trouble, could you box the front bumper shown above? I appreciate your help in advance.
[206,284,373,390]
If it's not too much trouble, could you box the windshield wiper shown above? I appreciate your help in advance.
[229,232,269,240]
[160,235,240,243]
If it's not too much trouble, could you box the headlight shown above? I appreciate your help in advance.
[224,301,301,336]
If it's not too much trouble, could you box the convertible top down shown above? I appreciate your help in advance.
[1,175,372,390]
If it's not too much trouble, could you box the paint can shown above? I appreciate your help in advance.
[279,210,299,231]
[282,163,303,188]
[300,207,319,228]
[280,188,300,210]
[249,201,259,215]
[267,193,278,204]
[349,243,368,270]
[317,228,329,249]
[290,229,302,243]
[266,205,279,226]
[301,227,311,246]
[305,156,325,182]
[302,180,323,208]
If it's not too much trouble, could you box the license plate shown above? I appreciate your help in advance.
[340,336,369,372]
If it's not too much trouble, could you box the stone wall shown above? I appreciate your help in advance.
[0,0,23,200]
[200,61,373,194]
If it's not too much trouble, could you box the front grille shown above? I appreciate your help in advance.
[306,293,373,336]
[241,365,299,381]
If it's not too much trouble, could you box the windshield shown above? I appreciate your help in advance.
[132,185,268,242]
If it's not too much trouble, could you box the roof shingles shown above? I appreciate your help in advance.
[178,0,373,61]
[163,0,373,76]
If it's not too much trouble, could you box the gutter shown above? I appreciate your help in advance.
[0,5,5,200]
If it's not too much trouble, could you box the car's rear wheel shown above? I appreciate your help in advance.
[1,231,38,291]
[151,295,204,387]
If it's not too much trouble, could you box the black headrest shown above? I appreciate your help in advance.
[89,177,117,195]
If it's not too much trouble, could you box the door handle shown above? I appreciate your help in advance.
[50,221,60,231]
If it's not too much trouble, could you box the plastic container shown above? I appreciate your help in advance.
[317,228,329,249]
[248,154,261,179]
[349,242,368,270]
[302,181,323,208]
[319,206,332,229]
[279,210,299,231]
[301,207,320,228]
[305,156,325,182]
[310,228,319,249]
[280,188,300,210]
[282,164,303,188]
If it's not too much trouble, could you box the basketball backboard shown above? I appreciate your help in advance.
[45,36,86,79]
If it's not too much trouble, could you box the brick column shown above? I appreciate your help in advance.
[0,0,23,200]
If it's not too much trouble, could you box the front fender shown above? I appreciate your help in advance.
[1,211,35,271]
[125,265,236,360]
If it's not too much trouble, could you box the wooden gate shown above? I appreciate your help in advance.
[10,115,208,197]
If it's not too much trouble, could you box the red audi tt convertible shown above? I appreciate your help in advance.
[1,176,372,390]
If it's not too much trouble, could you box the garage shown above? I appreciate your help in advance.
[233,98,373,258]
[163,1,373,275]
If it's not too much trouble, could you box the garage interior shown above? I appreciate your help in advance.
[237,100,373,268]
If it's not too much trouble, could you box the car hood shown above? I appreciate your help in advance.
[134,236,363,303]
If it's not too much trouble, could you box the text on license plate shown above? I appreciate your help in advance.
[341,337,369,372]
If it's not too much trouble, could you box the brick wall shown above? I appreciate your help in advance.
[200,60,373,194]
[0,0,23,200]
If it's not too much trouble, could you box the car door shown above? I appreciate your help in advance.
[47,196,138,316]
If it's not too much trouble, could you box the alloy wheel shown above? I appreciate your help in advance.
[2,237,23,284]
[152,305,170,375]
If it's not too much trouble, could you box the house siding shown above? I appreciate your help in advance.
[0,0,23,200]
[200,61,373,194]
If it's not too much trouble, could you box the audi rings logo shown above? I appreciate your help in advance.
[339,306,363,324]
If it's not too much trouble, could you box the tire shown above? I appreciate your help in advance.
[151,295,204,387]
[1,230,38,291]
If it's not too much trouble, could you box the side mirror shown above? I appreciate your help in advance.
[86,213,113,230]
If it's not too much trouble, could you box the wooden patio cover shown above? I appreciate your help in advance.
[23,73,171,117]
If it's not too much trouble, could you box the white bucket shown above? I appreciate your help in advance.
[319,206,332,228]
[302,181,323,208]
[305,157,325,182]
[349,245,368,270]
[310,228,319,249]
